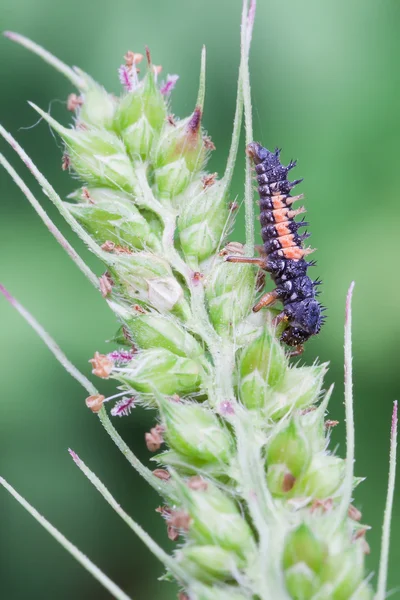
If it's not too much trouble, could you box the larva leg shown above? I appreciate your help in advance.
[225,255,267,268]
[271,311,288,327]
[288,345,304,357]
[253,289,280,312]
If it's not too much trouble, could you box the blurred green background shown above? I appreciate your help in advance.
[1,0,399,598]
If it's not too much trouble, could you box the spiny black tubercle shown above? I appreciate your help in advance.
[248,142,325,347]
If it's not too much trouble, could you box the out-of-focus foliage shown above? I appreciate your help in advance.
[1,0,399,598]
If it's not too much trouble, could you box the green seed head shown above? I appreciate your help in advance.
[205,256,255,336]
[239,327,287,410]
[153,108,206,199]
[283,523,327,573]
[112,252,190,316]
[285,563,320,600]
[116,348,202,395]
[114,71,167,159]
[319,541,365,600]
[266,417,312,495]
[30,103,138,190]
[295,453,345,498]
[67,188,160,250]
[188,583,247,600]
[125,314,204,358]
[180,480,254,556]
[75,70,116,129]
[159,398,233,464]
[177,180,229,267]
[178,545,244,584]
[265,363,328,420]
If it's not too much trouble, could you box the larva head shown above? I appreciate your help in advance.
[281,299,323,346]
[246,142,279,165]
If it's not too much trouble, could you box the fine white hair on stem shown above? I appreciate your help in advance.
[0,153,99,289]
[0,126,110,266]
[334,282,356,530]
[0,283,97,394]
[222,0,256,203]
[0,477,132,600]
[241,0,256,256]
[196,46,206,111]
[69,449,187,582]
[3,31,87,90]
[376,400,398,600]
[0,284,168,498]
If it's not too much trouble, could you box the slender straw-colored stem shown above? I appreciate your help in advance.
[0,154,99,289]
[335,281,356,528]
[0,285,168,498]
[196,46,206,110]
[0,477,132,600]
[0,126,110,265]
[223,0,256,199]
[3,32,87,90]
[69,450,187,582]
[241,0,256,255]
[376,400,398,600]
[0,284,97,393]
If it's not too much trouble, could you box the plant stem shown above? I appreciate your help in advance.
[0,285,167,497]
[335,281,356,529]
[3,31,87,89]
[241,0,256,255]
[69,450,187,582]
[0,153,99,289]
[376,400,398,600]
[0,126,109,266]
[0,477,132,600]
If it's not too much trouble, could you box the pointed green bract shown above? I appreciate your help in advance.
[125,314,204,358]
[67,195,160,250]
[205,259,255,336]
[295,453,345,498]
[114,72,167,159]
[116,349,203,395]
[76,71,116,129]
[159,398,233,464]
[178,545,244,583]
[179,481,254,556]
[239,326,287,409]
[177,180,229,266]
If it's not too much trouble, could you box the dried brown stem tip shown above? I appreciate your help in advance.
[89,352,113,378]
[85,394,105,413]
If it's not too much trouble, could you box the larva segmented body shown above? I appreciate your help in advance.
[227,142,325,353]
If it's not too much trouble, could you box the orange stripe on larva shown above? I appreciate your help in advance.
[272,208,290,223]
[275,222,291,236]
[272,196,286,209]
[282,247,306,259]
[278,234,296,248]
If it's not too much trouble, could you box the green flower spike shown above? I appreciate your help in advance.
[1,4,397,600]
[114,49,167,158]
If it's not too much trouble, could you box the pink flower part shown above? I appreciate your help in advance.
[218,400,235,415]
[111,396,136,417]
[68,448,80,465]
[108,349,134,364]
[392,400,398,439]
[160,74,179,95]
[118,65,139,92]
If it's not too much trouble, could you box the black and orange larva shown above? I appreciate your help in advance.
[227,142,325,354]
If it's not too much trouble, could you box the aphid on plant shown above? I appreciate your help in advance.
[226,142,325,355]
